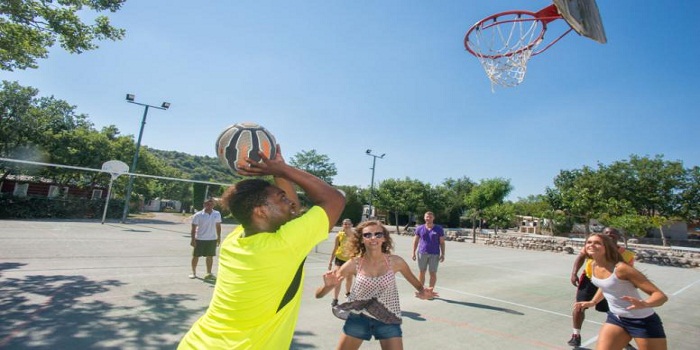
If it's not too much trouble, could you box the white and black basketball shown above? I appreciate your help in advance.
[216,122,277,174]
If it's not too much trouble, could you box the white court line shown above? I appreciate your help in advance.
[448,258,572,280]
[401,278,606,347]
[581,335,599,347]
[394,276,604,327]
[672,277,700,296]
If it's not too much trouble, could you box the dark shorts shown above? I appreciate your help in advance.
[343,313,402,341]
[193,239,217,257]
[606,312,666,338]
[576,274,609,312]
[334,257,347,267]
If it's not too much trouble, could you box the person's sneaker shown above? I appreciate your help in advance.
[331,299,338,306]
[567,334,581,347]
[204,273,216,280]
[188,274,196,279]
[624,344,637,350]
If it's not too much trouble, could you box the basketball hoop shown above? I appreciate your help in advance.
[465,6,566,89]
[465,1,607,90]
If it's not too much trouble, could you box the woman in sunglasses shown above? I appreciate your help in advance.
[316,220,438,350]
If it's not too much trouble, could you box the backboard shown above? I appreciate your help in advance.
[552,0,606,44]
[101,160,129,178]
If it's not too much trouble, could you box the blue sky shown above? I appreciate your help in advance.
[3,0,699,200]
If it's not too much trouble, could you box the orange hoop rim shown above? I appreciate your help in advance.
[464,10,547,59]
[465,4,570,60]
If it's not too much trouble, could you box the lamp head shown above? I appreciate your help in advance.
[161,102,171,109]
[366,149,371,154]
[126,94,135,102]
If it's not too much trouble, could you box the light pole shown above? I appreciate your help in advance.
[365,149,385,220]
[121,94,170,223]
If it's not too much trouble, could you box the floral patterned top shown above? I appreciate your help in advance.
[336,254,402,324]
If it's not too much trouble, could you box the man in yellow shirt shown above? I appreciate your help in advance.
[178,147,345,349]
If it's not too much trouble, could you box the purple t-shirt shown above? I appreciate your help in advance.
[415,224,444,254]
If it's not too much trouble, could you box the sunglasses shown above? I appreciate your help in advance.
[362,232,385,239]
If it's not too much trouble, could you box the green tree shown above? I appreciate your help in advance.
[1,80,96,181]
[465,178,512,242]
[435,177,475,227]
[483,203,515,234]
[604,214,654,239]
[289,149,337,184]
[336,185,364,224]
[513,195,551,218]
[602,155,686,218]
[375,178,430,233]
[551,167,607,234]
[0,80,42,162]
[679,166,700,221]
[0,0,126,71]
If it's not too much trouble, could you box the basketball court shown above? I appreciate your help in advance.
[1,215,698,349]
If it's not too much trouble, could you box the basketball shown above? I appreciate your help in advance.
[216,122,277,174]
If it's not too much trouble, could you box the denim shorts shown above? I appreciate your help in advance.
[606,312,666,338]
[343,313,402,341]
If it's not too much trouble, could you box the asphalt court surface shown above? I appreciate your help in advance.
[1,214,698,349]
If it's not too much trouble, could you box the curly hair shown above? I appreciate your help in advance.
[221,179,272,227]
[348,220,394,257]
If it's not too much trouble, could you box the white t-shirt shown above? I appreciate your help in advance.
[191,210,222,240]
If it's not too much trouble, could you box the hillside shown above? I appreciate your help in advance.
[146,147,241,184]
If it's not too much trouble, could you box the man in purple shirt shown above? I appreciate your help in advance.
[411,211,445,289]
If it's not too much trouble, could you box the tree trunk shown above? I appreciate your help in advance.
[659,225,669,247]
[394,211,400,235]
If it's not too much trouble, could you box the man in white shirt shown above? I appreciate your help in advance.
[190,198,222,280]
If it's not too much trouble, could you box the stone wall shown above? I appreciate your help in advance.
[441,230,700,269]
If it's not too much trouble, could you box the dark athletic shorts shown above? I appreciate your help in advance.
[193,239,217,257]
[576,274,609,312]
[605,312,666,338]
[334,257,347,267]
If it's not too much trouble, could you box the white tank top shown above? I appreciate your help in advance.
[591,263,654,319]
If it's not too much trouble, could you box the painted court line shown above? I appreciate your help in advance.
[671,278,700,296]
[428,284,596,322]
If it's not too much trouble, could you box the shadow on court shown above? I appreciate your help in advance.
[400,311,427,321]
[291,330,320,349]
[434,297,525,315]
[103,222,186,235]
[0,263,205,349]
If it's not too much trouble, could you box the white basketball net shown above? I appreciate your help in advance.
[469,15,544,90]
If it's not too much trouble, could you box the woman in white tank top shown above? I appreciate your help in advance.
[573,233,668,350]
